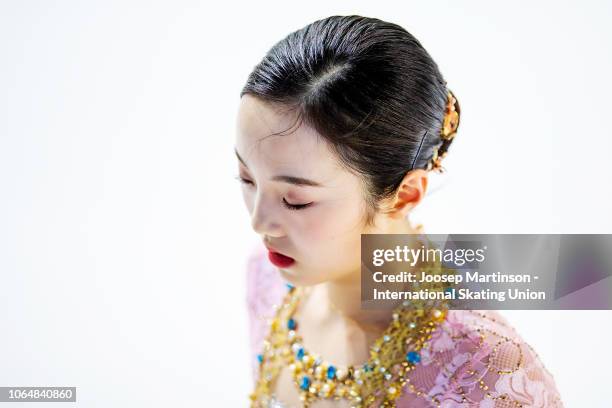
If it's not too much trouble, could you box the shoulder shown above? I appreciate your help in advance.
[397,310,565,407]
[244,243,288,381]
[245,243,287,316]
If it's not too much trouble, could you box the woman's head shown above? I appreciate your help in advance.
[235,15,460,286]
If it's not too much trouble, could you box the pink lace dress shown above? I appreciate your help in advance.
[245,244,565,407]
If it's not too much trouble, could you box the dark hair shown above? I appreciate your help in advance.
[241,15,458,227]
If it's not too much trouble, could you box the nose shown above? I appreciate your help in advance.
[250,192,284,238]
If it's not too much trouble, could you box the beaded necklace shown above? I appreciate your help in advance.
[249,260,451,407]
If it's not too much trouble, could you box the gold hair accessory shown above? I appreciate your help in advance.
[427,89,460,173]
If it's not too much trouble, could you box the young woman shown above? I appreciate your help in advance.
[236,15,564,408]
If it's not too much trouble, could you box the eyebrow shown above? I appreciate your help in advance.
[234,148,324,187]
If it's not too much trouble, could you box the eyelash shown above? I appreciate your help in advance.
[234,175,313,211]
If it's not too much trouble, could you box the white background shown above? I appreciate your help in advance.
[1,1,611,406]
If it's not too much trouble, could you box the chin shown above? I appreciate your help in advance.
[277,266,322,287]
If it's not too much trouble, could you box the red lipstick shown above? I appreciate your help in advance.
[268,250,295,268]
[264,242,295,268]
[264,242,296,268]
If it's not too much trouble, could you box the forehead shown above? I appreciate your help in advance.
[235,95,340,177]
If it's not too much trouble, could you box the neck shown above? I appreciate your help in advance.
[322,273,389,333]
[313,218,423,333]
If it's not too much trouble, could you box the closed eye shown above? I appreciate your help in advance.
[234,175,313,211]
[282,198,313,211]
[235,175,254,186]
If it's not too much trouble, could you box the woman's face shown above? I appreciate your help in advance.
[235,95,382,286]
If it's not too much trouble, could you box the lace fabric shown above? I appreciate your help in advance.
[245,244,565,407]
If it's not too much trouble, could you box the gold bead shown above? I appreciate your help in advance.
[292,361,303,374]
[270,318,280,331]
[320,382,334,397]
[302,354,314,368]
[387,386,399,398]
[432,309,445,321]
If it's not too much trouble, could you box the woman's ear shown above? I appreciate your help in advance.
[387,169,428,219]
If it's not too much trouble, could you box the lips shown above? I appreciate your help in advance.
[268,250,295,268]
[264,243,295,268]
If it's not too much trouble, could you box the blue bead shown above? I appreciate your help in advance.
[300,375,311,390]
[296,347,304,360]
[406,351,421,364]
[363,363,372,372]
[286,283,294,290]
[327,365,336,379]
[287,318,297,331]
[257,354,263,364]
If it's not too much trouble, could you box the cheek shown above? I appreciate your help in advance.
[241,189,254,214]
[297,201,365,248]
